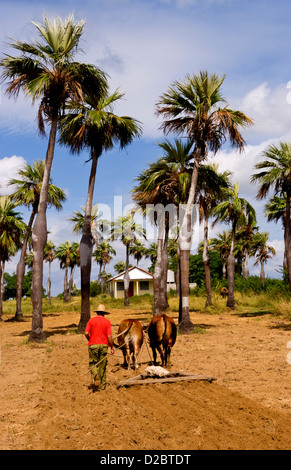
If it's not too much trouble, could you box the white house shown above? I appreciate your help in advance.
[107,266,154,299]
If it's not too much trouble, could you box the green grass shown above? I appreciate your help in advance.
[2,290,291,322]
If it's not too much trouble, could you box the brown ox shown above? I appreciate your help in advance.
[148,314,177,367]
[220,287,228,299]
[116,319,144,370]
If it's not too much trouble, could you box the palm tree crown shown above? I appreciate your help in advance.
[0,14,107,130]
[251,142,291,199]
[251,142,291,291]
[59,88,142,157]
[9,160,66,210]
[0,196,26,261]
[156,71,253,160]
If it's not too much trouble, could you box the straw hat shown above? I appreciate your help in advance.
[94,304,110,315]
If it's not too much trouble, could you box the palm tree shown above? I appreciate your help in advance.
[251,142,291,291]
[55,241,80,302]
[44,240,55,304]
[145,243,158,268]
[111,212,146,306]
[265,195,289,271]
[68,242,80,300]
[93,240,116,292]
[114,261,132,274]
[129,240,147,266]
[9,160,66,320]
[0,13,107,341]
[235,221,258,279]
[0,196,26,320]
[210,231,231,279]
[196,164,231,306]
[252,232,276,287]
[59,89,142,331]
[156,71,253,329]
[212,182,256,308]
[69,204,108,247]
[132,139,193,314]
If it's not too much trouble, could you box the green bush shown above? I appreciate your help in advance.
[90,281,101,297]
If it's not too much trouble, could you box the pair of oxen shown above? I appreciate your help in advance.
[115,314,177,371]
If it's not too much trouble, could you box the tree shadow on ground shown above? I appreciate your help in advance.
[15,323,79,338]
[237,310,273,318]
[269,322,291,331]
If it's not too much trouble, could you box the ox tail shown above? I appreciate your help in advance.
[161,314,168,342]
[113,323,133,348]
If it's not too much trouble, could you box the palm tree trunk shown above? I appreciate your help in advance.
[160,220,169,311]
[178,157,199,331]
[153,224,163,315]
[242,250,249,279]
[260,260,265,287]
[176,244,180,299]
[124,244,130,307]
[203,215,212,307]
[47,261,52,304]
[68,265,76,300]
[30,118,58,342]
[15,208,36,321]
[222,260,227,279]
[0,261,4,321]
[285,194,291,292]
[63,265,69,302]
[227,225,236,309]
[79,151,99,332]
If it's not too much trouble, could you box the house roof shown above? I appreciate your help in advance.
[108,266,153,282]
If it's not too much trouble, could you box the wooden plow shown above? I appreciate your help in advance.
[117,369,217,389]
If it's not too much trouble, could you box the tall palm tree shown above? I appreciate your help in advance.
[210,231,231,279]
[68,242,80,300]
[93,240,116,292]
[114,261,133,274]
[132,139,193,314]
[0,13,107,341]
[235,220,258,279]
[129,240,147,266]
[251,232,276,287]
[196,164,231,306]
[55,241,80,302]
[59,89,142,331]
[265,195,289,271]
[44,240,55,304]
[110,212,146,306]
[69,204,108,247]
[0,196,26,320]
[212,182,256,308]
[251,142,291,291]
[156,71,253,329]
[9,160,66,320]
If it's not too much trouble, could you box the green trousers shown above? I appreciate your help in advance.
[89,345,108,390]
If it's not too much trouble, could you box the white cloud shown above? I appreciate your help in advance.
[0,155,27,194]
[240,82,291,143]
[0,90,38,136]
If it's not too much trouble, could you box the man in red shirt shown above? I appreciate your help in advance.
[85,304,115,391]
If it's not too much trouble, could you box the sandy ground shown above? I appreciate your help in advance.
[0,305,290,450]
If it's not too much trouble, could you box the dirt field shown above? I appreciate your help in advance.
[0,305,290,450]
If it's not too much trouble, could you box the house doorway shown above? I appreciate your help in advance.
[128,282,134,297]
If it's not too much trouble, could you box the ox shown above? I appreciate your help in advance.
[116,319,144,370]
[220,287,228,299]
[147,314,177,367]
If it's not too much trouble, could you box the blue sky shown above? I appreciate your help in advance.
[1,0,291,294]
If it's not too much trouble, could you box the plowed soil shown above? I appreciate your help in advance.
[0,306,290,450]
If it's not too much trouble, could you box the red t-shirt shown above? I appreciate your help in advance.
[85,316,112,346]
